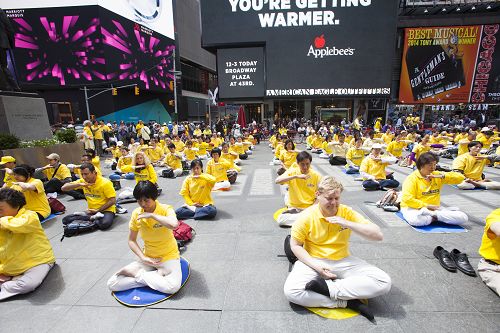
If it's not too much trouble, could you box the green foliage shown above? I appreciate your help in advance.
[0,133,20,150]
[55,128,77,143]
[19,138,60,148]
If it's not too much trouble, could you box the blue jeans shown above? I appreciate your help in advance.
[345,166,359,174]
[175,205,217,220]
[362,179,399,191]
[109,172,135,181]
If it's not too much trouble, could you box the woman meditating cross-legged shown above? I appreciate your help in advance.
[107,181,182,294]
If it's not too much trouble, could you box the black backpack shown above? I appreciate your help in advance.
[284,235,298,264]
[161,169,175,178]
[61,220,97,241]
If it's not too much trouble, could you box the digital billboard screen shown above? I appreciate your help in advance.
[201,0,399,99]
[4,4,175,92]
[399,25,500,104]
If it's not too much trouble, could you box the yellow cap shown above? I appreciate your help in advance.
[0,156,16,164]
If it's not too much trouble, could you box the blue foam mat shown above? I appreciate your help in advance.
[41,213,61,224]
[341,169,359,176]
[112,257,190,307]
[394,211,467,233]
[451,185,485,190]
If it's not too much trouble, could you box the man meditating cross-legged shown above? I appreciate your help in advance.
[284,176,391,322]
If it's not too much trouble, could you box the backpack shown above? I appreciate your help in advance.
[173,220,194,242]
[284,235,298,264]
[48,197,66,214]
[377,189,400,212]
[61,220,97,241]
[161,169,175,178]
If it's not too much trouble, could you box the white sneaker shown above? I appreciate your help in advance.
[73,211,87,216]
[90,212,104,220]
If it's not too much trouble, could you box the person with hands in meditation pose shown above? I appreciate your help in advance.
[175,160,217,220]
[283,176,391,322]
[107,181,182,294]
[401,153,468,226]
[61,163,116,230]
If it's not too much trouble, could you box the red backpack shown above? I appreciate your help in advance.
[173,221,194,242]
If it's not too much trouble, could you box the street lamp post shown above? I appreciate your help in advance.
[196,101,200,122]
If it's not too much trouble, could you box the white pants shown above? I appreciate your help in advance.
[284,257,391,308]
[0,263,54,300]
[478,258,500,296]
[246,150,253,155]
[456,180,500,190]
[272,158,281,165]
[173,168,183,177]
[213,180,231,191]
[107,259,182,294]
[319,153,330,159]
[277,210,302,227]
[401,207,468,227]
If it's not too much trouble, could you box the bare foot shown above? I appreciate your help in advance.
[117,266,142,278]
[0,274,12,283]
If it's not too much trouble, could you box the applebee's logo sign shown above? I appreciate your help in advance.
[308,34,355,59]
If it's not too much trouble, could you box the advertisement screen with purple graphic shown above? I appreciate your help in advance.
[5,5,175,92]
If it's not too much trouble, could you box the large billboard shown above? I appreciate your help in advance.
[399,25,500,104]
[201,0,399,99]
[3,3,175,91]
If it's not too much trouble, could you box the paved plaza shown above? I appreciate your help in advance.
[1,144,499,332]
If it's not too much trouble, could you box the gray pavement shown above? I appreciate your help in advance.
[1,144,499,332]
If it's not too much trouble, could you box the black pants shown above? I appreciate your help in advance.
[44,177,71,193]
[62,211,115,230]
[329,156,347,166]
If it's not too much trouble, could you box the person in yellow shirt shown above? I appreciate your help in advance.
[183,140,199,162]
[495,145,500,169]
[37,153,72,194]
[401,152,468,226]
[85,149,101,170]
[476,127,498,151]
[279,139,299,173]
[127,152,158,186]
[0,188,56,301]
[107,181,182,294]
[310,134,324,153]
[91,120,104,156]
[0,156,16,189]
[10,165,51,221]
[283,176,390,321]
[62,163,116,230]
[275,151,322,227]
[360,144,399,191]
[271,135,285,165]
[109,147,136,181]
[345,137,365,174]
[193,126,202,137]
[457,131,476,156]
[318,135,334,159]
[207,148,233,190]
[195,137,209,160]
[477,208,500,295]
[82,120,94,150]
[221,142,241,175]
[203,126,212,136]
[327,133,350,165]
[136,120,144,139]
[172,136,185,152]
[386,133,407,160]
[230,136,247,160]
[381,129,394,145]
[161,144,183,178]
[145,139,164,165]
[410,135,431,166]
[175,160,217,220]
[374,117,382,133]
[452,141,500,190]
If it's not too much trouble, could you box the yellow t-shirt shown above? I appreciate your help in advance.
[84,127,93,140]
[274,143,284,159]
[111,147,122,159]
[117,156,133,172]
[412,143,431,160]
[134,164,158,184]
[282,168,322,209]
[203,129,212,136]
[184,148,198,161]
[292,204,370,260]
[360,157,389,180]
[92,125,103,140]
[382,133,394,145]
[163,152,182,170]
[0,208,55,276]
[345,147,365,167]
[280,150,298,169]
[72,176,116,213]
[91,156,100,169]
[322,141,333,155]
[3,171,16,188]
[147,146,164,162]
[457,139,471,156]
[386,141,407,158]
[193,129,202,136]
[11,178,51,219]
[179,173,216,206]
[196,142,209,156]
[74,166,102,178]
[495,146,500,168]
[43,164,72,180]
[478,208,500,264]
[206,159,231,182]
[173,140,185,152]
[231,143,245,156]
[221,154,241,172]
[129,202,179,262]
[476,134,497,150]
[401,171,465,209]
[452,153,489,181]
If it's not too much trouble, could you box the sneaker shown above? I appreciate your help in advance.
[116,206,128,214]
[73,211,87,216]
[90,212,104,220]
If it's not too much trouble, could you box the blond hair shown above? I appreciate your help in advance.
[133,151,151,167]
[317,176,344,194]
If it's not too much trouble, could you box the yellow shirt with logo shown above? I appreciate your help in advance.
[134,164,158,184]
[147,146,164,162]
[206,159,231,182]
[280,150,298,169]
[11,178,50,219]
[0,208,55,276]
[360,157,389,180]
[345,147,365,167]
[179,173,216,206]
[129,202,179,263]
[452,153,489,181]
[282,168,322,209]
[43,164,72,180]
[72,176,116,213]
[401,170,465,209]
[478,208,500,264]
[164,152,182,170]
[292,204,370,260]
[387,141,406,158]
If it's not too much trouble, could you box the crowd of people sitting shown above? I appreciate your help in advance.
[0,116,498,321]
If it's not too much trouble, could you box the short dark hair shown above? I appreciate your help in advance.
[468,141,482,150]
[284,139,295,150]
[168,143,176,149]
[191,159,203,169]
[133,181,159,200]
[416,152,439,170]
[0,188,26,209]
[13,164,35,179]
[338,133,346,138]
[221,142,229,148]
[296,151,312,163]
[85,148,96,157]
[211,148,221,156]
[80,163,96,173]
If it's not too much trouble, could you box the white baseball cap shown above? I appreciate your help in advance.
[372,143,383,149]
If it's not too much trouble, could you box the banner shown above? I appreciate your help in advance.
[399,25,500,104]
[201,0,399,99]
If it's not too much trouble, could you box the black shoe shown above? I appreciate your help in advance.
[433,246,457,272]
[346,299,375,322]
[450,249,477,277]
